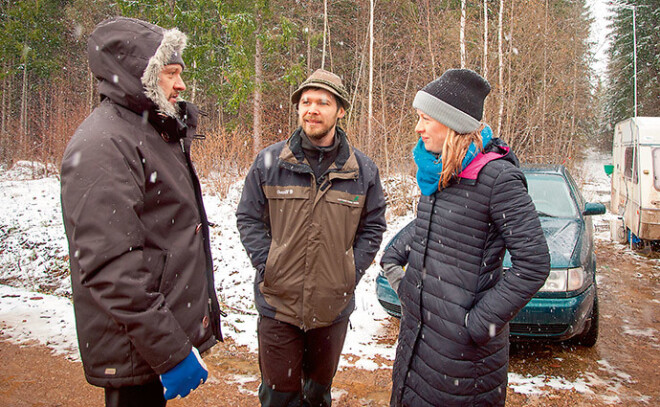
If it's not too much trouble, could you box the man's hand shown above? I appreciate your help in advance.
[160,348,208,399]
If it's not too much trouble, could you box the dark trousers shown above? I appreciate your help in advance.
[104,380,166,407]
[257,315,349,407]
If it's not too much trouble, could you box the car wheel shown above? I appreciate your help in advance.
[573,290,599,347]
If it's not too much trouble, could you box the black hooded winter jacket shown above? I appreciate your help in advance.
[60,17,222,388]
[390,139,550,406]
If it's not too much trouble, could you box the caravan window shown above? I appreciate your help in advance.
[624,146,638,183]
[653,148,660,191]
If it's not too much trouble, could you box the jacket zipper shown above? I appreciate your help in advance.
[180,136,223,341]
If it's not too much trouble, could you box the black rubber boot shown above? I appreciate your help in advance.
[259,382,303,407]
[302,378,332,407]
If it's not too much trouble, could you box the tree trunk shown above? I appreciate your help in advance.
[368,0,374,154]
[217,104,224,134]
[88,65,95,114]
[497,0,504,137]
[379,37,388,175]
[307,7,312,74]
[289,40,295,132]
[326,5,334,72]
[41,86,49,172]
[253,7,263,155]
[191,59,197,103]
[570,15,578,142]
[425,0,436,78]
[1,60,8,136]
[396,48,416,139]
[460,0,467,68]
[541,0,548,157]
[321,0,328,70]
[504,0,515,142]
[21,59,29,158]
[483,0,488,81]
[347,26,369,130]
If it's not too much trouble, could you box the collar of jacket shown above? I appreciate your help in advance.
[279,126,359,179]
[453,138,518,186]
[148,101,199,143]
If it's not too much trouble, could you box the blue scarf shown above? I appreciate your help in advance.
[413,125,493,196]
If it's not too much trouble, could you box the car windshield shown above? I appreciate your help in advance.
[525,173,579,218]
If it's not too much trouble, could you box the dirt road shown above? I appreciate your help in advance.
[1,239,658,406]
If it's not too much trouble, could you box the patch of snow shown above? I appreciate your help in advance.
[331,388,348,402]
[223,374,259,396]
[0,176,70,296]
[0,285,79,360]
[621,326,657,340]
[508,372,592,395]
[3,161,59,181]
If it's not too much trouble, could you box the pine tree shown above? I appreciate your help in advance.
[604,0,660,129]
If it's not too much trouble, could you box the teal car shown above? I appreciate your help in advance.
[375,165,607,346]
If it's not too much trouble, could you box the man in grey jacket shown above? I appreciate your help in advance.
[60,17,222,406]
[236,69,387,406]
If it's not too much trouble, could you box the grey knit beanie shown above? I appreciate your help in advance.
[412,69,490,134]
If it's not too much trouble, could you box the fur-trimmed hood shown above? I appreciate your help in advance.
[87,17,187,118]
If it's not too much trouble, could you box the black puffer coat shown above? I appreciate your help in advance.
[391,139,550,406]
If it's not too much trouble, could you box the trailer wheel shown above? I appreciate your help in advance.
[627,228,646,251]
[632,240,645,251]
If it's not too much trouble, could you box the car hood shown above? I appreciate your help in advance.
[504,218,580,269]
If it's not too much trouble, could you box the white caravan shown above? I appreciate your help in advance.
[610,117,660,247]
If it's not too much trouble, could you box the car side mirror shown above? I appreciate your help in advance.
[583,202,606,216]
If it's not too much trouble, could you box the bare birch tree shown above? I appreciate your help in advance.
[1,61,9,136]
[460,0,467,68]
[322,0,328,69]
[20,47,29,156]
[253,6,263,155]
[88,67,95,114]
[368,0,374,150]
[426,0,437,78]
[483,0,488,81]
[497,0,505,136]
[541,0,549,155]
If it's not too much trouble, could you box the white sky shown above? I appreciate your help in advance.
[588,0,614,80]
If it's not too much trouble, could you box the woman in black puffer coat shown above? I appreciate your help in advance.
[385,69,550,407]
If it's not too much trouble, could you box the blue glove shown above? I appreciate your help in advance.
[160,348,208,400]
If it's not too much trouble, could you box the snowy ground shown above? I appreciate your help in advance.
[0,160,412,371]
[0,151,616,396]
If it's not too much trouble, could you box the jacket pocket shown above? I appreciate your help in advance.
[143,248,169,293]
[263,245,283,292]
[263,185,310,244]
[323,190,365,248]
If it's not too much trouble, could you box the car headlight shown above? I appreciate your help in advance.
[539,267,585,292]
